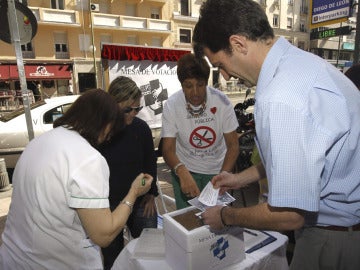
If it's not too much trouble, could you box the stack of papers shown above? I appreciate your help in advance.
[188,182,235,211]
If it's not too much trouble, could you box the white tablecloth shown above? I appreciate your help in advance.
[112,230,289,270]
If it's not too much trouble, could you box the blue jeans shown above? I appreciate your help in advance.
[101,205,157,269]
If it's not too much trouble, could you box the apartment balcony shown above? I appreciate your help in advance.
[144,0,167,3]
[55,52,70,59]
[92,13,171,34]
[172,12,199,23]
[259,0,267,7]
[300,6,309,15]
[22,51,35,59]
[29,7,80,26]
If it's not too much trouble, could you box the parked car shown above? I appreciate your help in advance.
[0,95,79,174]
[0,94,162,178]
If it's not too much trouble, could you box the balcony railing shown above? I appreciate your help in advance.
[172,12,199,22]
[55,52,70,59]
[144,0,167,3]
[29,7,80,26]
[22,51,35,59]
[92,13,171,33]
[300,6,308,15]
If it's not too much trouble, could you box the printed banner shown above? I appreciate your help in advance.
[109,59,182,128]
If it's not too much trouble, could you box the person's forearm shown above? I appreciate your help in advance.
[77,189,138,248]
[235,162,266,187]
[222,203,305,231]
[221,146,240,172]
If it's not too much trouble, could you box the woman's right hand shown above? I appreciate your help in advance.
[130,173,153,197]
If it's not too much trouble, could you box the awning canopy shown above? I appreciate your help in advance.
[101,44,189,62]
[0,64,72,80]
[0,65,10,80]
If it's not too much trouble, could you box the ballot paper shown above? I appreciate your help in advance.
[188,182,235,212]
[198,181,220,206]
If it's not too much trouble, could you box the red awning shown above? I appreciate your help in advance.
[7,64,72,80]
[0,65,10,80]
[101,44,190,62]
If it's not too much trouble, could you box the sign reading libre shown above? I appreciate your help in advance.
[310,26,352,40]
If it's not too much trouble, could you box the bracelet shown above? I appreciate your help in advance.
[121,200,133,213]
[220,206,229,227]
[173,162,185,176]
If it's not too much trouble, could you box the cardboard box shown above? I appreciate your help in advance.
[163,206,245,270]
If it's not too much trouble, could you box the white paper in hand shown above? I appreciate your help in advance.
[198,181,219,206]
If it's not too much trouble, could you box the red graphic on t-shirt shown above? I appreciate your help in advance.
[210,107,217,114]
[190,126,216,149]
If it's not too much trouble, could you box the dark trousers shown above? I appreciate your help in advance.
[102,206,157,270]
[290,227,360,270]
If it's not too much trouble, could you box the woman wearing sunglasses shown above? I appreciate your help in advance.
[100,76,158,270]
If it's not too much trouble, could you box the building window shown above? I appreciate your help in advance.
[78,34,90,52]
[127,35,137,45]
[300,21,306,32]
[287,18,293,29]
[179,29,191,43]
[298,41,305,50]
[54,32,69,59]
[21,42,34,58]
[126,4,136,16]
[181,0,190,16]
[151,7,160,19]
[55,43,68,52]
[21,42,33,52]
[273,15,279,27]
[288,0,293,5]
[151,37,162,47]
[51,0,64,10]
[100,34,112,44]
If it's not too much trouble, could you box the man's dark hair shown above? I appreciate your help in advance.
[193,0,274,58]
[177,53,210,83]
[54,88,123,148]
[344,63,360,90]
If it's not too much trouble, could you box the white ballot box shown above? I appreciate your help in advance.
[163,206,245,270]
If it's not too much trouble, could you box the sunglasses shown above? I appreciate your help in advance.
[123,106,143,114]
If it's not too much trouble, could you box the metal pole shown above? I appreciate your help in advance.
[336,22,342,68]
[353,2,360,64]
[7,0,34,141]
[89,2,98,87]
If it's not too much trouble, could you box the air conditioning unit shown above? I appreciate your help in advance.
[90,3,100,12]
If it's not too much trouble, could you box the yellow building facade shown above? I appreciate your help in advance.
[0,0,310,96]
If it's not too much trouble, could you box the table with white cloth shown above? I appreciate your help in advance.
[112,229,289,270]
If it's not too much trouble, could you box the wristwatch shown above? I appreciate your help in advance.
[121,200,133,213]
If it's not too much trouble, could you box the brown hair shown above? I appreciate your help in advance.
[177,53,210,84]
[53,88,123,148]
[108,76,142,103]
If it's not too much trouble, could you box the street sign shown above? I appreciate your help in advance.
[310,26,352,40]
[310,0,352,29]
[0,0,37,45]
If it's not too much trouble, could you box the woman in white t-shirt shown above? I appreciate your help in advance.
[0,89,153,269]
[161,53,239,209]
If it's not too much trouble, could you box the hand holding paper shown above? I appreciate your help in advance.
[188,182,235,211]
[198,181,220,206]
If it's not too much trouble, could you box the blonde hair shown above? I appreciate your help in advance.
[108,76,142,103]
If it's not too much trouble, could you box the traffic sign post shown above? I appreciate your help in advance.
[1,0,38,141]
